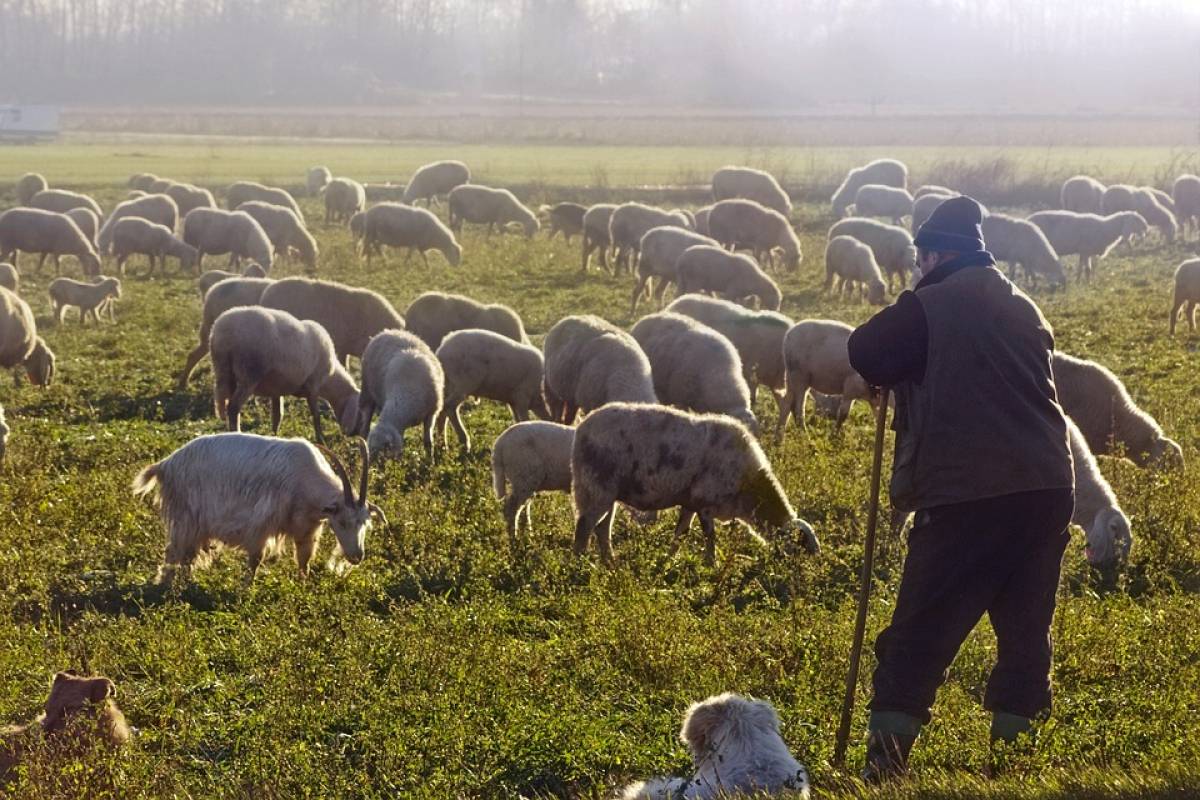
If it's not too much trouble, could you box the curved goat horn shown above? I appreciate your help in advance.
[356,437,370,504]
[315,443,355,504]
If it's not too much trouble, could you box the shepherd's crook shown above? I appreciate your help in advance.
[833,386,891,768]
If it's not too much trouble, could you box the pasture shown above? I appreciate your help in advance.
[1,141,1199,799]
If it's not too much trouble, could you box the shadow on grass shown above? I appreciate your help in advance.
[13,572,240,627]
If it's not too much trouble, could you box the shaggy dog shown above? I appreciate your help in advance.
[622,693,810,799]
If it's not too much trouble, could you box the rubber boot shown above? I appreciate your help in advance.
[987,712,1035,777]
[861,711,920,783]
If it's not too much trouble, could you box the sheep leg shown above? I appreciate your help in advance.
[1170,299,1183,334]
[1190,301,1197,332]
[510,402,528,423]
[294,529,318,576]
[306,395,326,445]
[225,383,256,433]
[666,510,695,559]
[835,395,854,432]
[503,493,527,543]
[562,402,579,425]
[422,416,435,459]
[115,254,127,277]
[630,276,649,316]
[178,342,208,389]
[35,253,47,275]
[108,299,116,323]
[446,402,471,451]
[572,507,608,556]
[270,396,284,434]
[581,238,592,273]
[52,300,64,326]
[594,508,617,565]
[699,514,717,565]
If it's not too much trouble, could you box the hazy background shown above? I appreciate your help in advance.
[2,0,1198,112]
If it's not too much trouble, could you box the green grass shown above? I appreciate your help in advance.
[1,150,1200,797]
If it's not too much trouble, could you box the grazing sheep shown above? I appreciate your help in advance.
[828,217,917,291]
[675,245,781,310]
[65,208,99,248]
[436,329,548,451]
[666,294,791,409]
[133,433,378,584]
[1170,258,1200,334]
[831,158,908,217]
[913,184,953,199]
[148,178,175,194]
[48,276,121,325]
[631,311,758,433]
[0,287,54,386]
[447,185,539,238]
[360,203,462,267]
[128,172,159,192]
[571,403,818,563]
[165,182,217,219]
[111,217,199,276]
[1053,351,1182,468]
[178,276,275,387]
[29,189,103,220]
[824,235,886,304]
[0,207,101,277]
[1028,210,1148,282]
[542,315,657,423]
[981,213,1066,289]
[307,166,332,196]
[210,306,360,443]
[196,263,267,296]
[356,330,443,459]
[707,199,802,272]
[911,192,954,235]
[540,202,587,243]
[1172,174,1200,239]
[260,276,405,364]
[235,201,318,272]
[1147,187,1176,215]
[631,226,718,314]
[127,190,147,200]
[851,184,913,224]
[776,319,872,441]
[323,177,366,225]
[1131,188,1178,243]
[581,203,618,273]
[491,421,575,541]
[609,203,693,274]
[182,208,273,273]
[0,263,17,293]
[348,211,366,245]
[621,693,810,800]
[405,291,527,349]
[1061,175,1105,213]
[692,205,714,236]
[1066,415,1132,568]
[15,173,48,206]
[402,160,471,207]
[712,166,792,215]
[225,181,303,221]
[97,193,179,253]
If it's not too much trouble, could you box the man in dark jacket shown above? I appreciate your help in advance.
[847,196,1075,781]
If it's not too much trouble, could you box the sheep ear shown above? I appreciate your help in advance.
[53,671,75,684]
[681,698,727,757]
[89,679,115,702]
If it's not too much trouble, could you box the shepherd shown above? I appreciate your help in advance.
[847,196,1075,780]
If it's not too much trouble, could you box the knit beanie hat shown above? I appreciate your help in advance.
[913,195,986,253]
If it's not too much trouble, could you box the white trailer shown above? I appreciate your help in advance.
[0,106,60,141]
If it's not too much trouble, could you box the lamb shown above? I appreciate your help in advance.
[824,235,886,304]
[128,172,159,192]
[196,263,267,296]
[66,208,99,249]
[97,193,179,253]
[260,276,406,364]
[1172,174,1200,239]
[1170,259,1200,334]
[491,421,575,541]
[48,276,121,325]
[631,311,758,433]
[1131,188,1178,243]
[675,245,782,310]
[828,217,917,291]
[913,184,953,199]
[405,291,527,349]
[15,173,48,206]
[541,315,657,423]
[323,177,366,225]
[235,200,318,272]
[225,181,303,221]
[910,192,954,235]
[850,184,913,224]
[980,213,1066,288]
[29,189,103,220]
[0,286,55,386]
[539,202,587,242]
[182,208,274,273]
[831,158,908,217]
[1027,210,1148,282]
[435,329,549,451]
[706,199,802,272]
[0,263,16,293]
[178,276,275,387]
[111,217,200,276]
[401,160,471,207]
[133,432,378,584]
[210,306,360,443]
[307,166,332,196]
[692,205,713,236]
[571,403,818,563]
[631,226,718,314]
[1065,415,1132,568]
[165,182,217,219]
[580,203,617,272]
[1052,351,1183,469]
[609,203,693,274]
[356,330,443,459]
[447,185,539,238]
[360,203,462,267]
[0,208,101,277]
[775,319,873,441]
[1060,175,1105,213]
[666,294,791,409]
[711,166,792,215]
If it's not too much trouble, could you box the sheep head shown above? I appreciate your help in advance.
[41,671,115,734]
[26,338,55,387]
[1085,508,1132,568]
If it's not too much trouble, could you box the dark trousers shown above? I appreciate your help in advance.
[869,488,1074,724]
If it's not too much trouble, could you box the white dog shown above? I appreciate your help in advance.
[621,693,810,799]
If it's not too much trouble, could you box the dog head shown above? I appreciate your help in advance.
[40,671,116,733]
[679,693,782,762]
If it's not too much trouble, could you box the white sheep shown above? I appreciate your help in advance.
[581,203,617,273]
[609,203,693,274]
[981,213,1066,289]
[913,184,953,199]
[850,184,913,224]
[0,208,101,277]
[910,191,954,235]
[404,291,527,350]
[133,433,379,584]
[824,235,886,304]
[360,203,462,267]
[831,158,908,217]
[402,160,470,207]
[1147,187,1177,216]
[323,177,366,225]
[827,217,917,291]
[210,306,360,444]
[65,208,99,249]
[178,276,275,388]
[706,199,801,272]
[235,200,318,272]
[711,166,792,215]
[775,319,872,441]
[692,205,713,236]
[260,276,406,365]
[539,202,587,243]
[1171,174,1200,239]
[447,185,539,238]
[491,421,575,542]
[111,217,199,276]
[631,311,758,433]
[48,276,121,325]
[182,208,274,273]
[29,189,103,220]
[0,262,17,293]
[631,226,718,314]
[435,328,549,452]
[1170,258,1200,334]
[674,245,781,310]
[1027,211,1148,282]
[197,264,268,297]
[354,329,443,460]
[542,315,657,423]
[225,181,303,222]
[165,182,218,219]
[1132,188,1178,243]
[0,286,55,386]
[15,173,47,206]
[306,166,332,197]
[348,211,366,246]
[1065,415,1132,568]
[1060,175,1105,213]
[571,402,818,564]
[97,193,179,254]
[1053,351,1183,469]
[128,172,158,192]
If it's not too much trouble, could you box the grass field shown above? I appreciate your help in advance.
[1,145,1200,798]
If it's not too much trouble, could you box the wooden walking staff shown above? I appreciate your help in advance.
[833,386,891,768]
